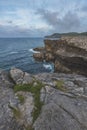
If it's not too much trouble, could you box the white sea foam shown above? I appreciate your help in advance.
[29,48,40,53]
[43,64,52,70]
[9,51,18,54]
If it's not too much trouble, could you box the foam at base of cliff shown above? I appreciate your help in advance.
[29,48,40,53]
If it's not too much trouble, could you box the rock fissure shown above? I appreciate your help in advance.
[59,104,87,129]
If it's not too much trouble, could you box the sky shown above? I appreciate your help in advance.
[0,0,87,37]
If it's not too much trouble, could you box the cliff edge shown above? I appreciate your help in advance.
[33,36,87,76]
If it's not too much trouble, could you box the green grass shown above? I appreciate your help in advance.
[17,94,25,104]
[55,80,66,92]
[9,105,21,120]
[14,83,33,92]
[14,81,44,123]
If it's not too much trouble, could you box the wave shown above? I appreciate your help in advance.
[29,48,40,53]
[9,51,18,54]
[43,64,53,70]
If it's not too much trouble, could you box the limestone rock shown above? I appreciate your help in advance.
[34,73,87,130]
[1,69,87,130]
[15,91,34,127]
[10,68,33,84]
[0,70,23,130]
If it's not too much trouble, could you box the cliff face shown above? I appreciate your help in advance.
[33,36,87,76]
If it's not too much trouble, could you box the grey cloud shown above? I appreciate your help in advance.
[37,9,80,33]
[58,11,80,32]
[0,24,47,37]
[0,25,31,37]
[7,20,13,24]
[81,6,87,12]
[37,9,59,26]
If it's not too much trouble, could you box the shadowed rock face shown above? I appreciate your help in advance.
[33,36,87,76]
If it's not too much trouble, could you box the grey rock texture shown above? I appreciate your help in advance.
[0,68,87,130]
[0,69,34,130]
[10,68,33,84]
[0,70,23,130]
[15,91,34,127]
[34,73,87,130]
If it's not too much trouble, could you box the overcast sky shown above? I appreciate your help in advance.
[0,0,87,37]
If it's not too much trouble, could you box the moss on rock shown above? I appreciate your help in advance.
[14,81,44,123]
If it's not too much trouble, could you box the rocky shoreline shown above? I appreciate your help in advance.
[1,35,87,130]
[0,67,87,130]
[33,35,87,76]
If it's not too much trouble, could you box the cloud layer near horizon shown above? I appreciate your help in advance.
[0,0,87,37]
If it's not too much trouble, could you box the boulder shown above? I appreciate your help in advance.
[10,68,33,84]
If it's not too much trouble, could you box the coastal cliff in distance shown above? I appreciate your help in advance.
[45,32,87,38]
[33,35,87,76]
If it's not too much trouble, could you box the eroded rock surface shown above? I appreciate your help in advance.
[10,68,33,84]
[33,36,87,76]
[0,70,23,130]
[34,73,87,130]
[0,68,87,130]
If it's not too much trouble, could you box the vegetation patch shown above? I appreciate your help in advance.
[55,80,67,92]
[9,105,21,120]
[25,125,34,130]
[17,94,25,104]
[14,81,44,123]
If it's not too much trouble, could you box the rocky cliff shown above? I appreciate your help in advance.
[33,36,87,76]
[1,68,87,130]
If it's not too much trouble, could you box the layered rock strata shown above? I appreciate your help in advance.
[33,36,87,76]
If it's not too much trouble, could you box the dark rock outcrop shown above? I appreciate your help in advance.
[33,52,45,61]
[33,36,87,76]
[33,47,45,52]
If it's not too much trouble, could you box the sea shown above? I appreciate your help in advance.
[0,38,54,74]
